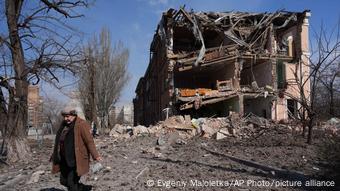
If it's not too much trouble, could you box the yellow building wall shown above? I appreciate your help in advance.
[274,12,311,121]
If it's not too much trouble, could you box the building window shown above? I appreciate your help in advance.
[277,60,286,89]
[287,99,297,118]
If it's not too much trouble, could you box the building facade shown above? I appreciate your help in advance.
[28,85,44,128]
[112,104,134,125]
[134,8,311,126]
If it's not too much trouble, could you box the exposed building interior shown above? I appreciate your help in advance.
[134,8,311,126]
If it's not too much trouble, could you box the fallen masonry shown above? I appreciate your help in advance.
[109,114,340,142]
[1,117,339,190]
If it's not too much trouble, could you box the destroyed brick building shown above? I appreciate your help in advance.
[134,8,311,126]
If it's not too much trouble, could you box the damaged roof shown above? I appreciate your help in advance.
[152,8,311,56]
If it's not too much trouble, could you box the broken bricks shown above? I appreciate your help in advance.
[133,125,149,135]
[26,170,45,184]
[215,128,230,140]
[108,113,290,142]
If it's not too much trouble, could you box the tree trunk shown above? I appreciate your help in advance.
[0,88,8,137]
[329,82,334,116]
[0,89,8,159]
[89,62,98,128]
[107,113,111,129]
[302,122,306,138]
[307,119,313,144]
[300,109,306,138]
[100,116,104,131]
[6,138,31,163]
[4,93,31,162]
[5,0,31,162]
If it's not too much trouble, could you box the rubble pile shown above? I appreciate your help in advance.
[3,119,339,190]
[109,113,290,141]
[319,117,340,136]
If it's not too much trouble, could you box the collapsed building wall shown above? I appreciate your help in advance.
[134,8,311,126]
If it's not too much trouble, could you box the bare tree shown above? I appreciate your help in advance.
[43,96,65,134]
[284,23,340,143]
[78,37,97,125]
[0,0,88,162]
[78,28,129,131]
[317,63,340,117]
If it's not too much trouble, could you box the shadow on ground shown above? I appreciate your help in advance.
[40,188,64,191]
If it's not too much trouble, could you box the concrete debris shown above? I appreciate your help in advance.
[141,147,162,158]
[109,114,298,142]
[324,117,340,127]
[215,128,230,140]
[244,113,270,128]
[26,170,45,184]
[115,124,127,134]
[157,135,167,146]
[215,131,228,140]
[175,139,187,145]
[319,117,340,136]
[157,131,181,146]
[200,118,229,138]
[133,125,149,135]
[161,115,192,129]
[109,124,132,138]
[8,119,336,191]
[103,166,112,173]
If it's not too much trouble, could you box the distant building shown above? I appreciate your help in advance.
[111,103,134,125]
[28,85,44,128]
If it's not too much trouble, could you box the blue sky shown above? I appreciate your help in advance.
[40,0,340,105]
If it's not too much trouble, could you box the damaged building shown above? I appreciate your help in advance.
[134,8,311,126]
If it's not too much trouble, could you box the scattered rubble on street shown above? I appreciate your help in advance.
[109,114,308,141]
[0,115,339,190]
[0,114,339,190]
[318,117,340,136]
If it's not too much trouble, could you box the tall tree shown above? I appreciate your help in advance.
[78,28,129,130]
[0,0,88,162]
